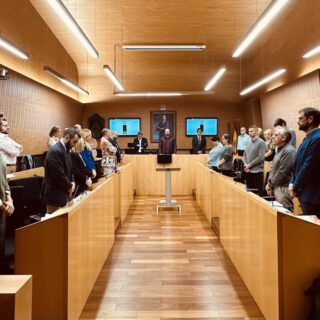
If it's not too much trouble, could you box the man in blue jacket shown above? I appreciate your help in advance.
[289,107,320,216]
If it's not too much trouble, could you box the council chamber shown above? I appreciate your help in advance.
[1,1,320,320]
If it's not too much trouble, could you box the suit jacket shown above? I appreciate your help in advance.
[70,152,88,196]
[109,138,122,163]
[133,137,148,153]
[159,135,176,154]
[44,141,73,207]
[192,135,206,153]
[290,128,320,205]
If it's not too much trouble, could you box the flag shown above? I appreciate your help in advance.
[227,120,231,136]
[232,119,238,154]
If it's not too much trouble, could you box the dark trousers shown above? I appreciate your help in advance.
[0,214,6,274]
[300,202,320,218]
[245,171,264,196]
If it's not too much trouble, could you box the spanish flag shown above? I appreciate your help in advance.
[232,119,238,154]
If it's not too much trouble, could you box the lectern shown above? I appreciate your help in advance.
[155,167,181,214]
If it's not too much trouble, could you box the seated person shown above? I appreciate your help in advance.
[71,140,92,197]
[208,136,223,170]
[133,131,148,153]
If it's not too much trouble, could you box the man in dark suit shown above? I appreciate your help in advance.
[159,128,176,154]
[44,128,79,213]
[133,131,148,153]
[289,107,320,217]
[192,128,206,154]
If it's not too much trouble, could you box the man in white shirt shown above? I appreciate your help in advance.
[237,127,250,156]
[0,118,23,172]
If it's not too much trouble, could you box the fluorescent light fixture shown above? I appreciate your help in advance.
[114,92,184,97]
[103,65,125,91]
[46,0,99,58]
[240,68,286,95]
[303,44,320,58]
[44,66,89,95]
[204,67,226,91]
[232,0,289,58]
[0,36,29,60]
[122,45,206,51]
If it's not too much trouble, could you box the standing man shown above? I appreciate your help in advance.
[133,131,148,153]
[44,128,79,213]
[159,128,176,154]
[192,128,206,154]
[237,127,250,156]
[0,118,23,173]
[110,131,123,163]
[265,127,296,211]
[289,107,320,216]
[274,118,296,148]
[243,125,266,196]
[156,114,169,140]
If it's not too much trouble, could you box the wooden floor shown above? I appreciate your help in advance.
[79,196,264,320]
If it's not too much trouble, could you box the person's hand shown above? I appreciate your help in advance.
[265,184,273,196]
[3,201,14,216]
[69,182,75,194]
[197,151,202,154]
[92,169,97,178]
[86,177,92,188]
[288,183,295,198]
[244,167,250,173]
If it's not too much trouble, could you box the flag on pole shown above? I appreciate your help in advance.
[232,119,238,154]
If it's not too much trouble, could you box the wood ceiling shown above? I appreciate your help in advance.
[29,0,276,103]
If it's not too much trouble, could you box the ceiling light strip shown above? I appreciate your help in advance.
[114,92,184,97]
[240,68,286,96]
[232,0,289,58]
[44,66,89,95]
[46,0,99,58]
[303,45,320,59]
[0,36,29,60]
[204,67,226,91]
[122,45,206,52]
[103,65,125,91]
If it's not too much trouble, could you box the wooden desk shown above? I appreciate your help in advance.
[14,163,133,320]
[124,154,207,196]
[7,167,44,181]
[195,162,320,320]
[0,275,32,320]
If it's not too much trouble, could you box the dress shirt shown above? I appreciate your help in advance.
[0,133,22,165]
[208,143,223,166]
[237,133,250,151]
[47,136,59,150]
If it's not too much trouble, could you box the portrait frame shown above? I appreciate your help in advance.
[150,111,176,143]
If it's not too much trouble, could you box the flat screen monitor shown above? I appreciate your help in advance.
[185,118,218,136]
[157,154,172,164]
[109,118,141,136]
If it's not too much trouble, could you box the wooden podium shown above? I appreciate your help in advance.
[156,167,181,214]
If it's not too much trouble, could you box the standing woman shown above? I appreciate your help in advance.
[47,126,62,150]
[217,133,234,176]
[100,129,117,176]
[264,129,275,162]
[0,116,14,273]
[80,129,97,179]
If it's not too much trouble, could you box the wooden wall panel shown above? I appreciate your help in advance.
[0,69,83,155]
[0,0,79,100]
[83,100,246,150]
[260,70,320,147]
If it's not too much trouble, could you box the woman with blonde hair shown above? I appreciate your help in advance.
[71,139,92,196]
[47,125,61,149]
[80,129,96,178]
[264,129,275,161]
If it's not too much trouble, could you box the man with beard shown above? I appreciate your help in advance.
[289,107,320,216]
[44,128,79,213]
[159,128,176,154]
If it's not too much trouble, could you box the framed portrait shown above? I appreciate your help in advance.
[150,111,176,143]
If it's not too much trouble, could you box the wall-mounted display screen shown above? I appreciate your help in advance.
[185,118,218,136]
[109,118,141,136]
